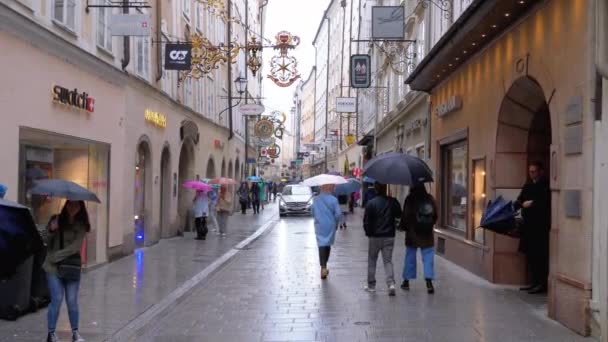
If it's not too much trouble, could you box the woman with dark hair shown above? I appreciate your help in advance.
[237,182,250,214]
[44,200,89,342]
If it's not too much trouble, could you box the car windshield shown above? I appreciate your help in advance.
[283,186,311,196]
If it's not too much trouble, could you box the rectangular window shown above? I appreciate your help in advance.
[416,20,425,65]
[136,37,150,79]
[182,0,191,19]
[97,0,112,52]
[184,77,193,107]
[416,144,425,159]
[195,3,203,32]
[441,140,468,232]
[53,0,77,31]
[472,158,486,244]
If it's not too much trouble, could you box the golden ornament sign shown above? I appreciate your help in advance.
[345,134,356,146]
[254,119,274,138]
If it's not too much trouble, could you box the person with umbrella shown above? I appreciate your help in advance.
[258,181,267,210]
[237,182,250,215]
[44,200,90,342]
[250,182,261,214]
[192,190,209,240]
[215,183,235,237]
[400,184,438,294]
[363,182,402,296]
[515,161,550,294]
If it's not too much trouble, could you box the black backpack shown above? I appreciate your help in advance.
[415,199,436,233]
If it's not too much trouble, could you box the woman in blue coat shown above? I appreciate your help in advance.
[311,184,342,279]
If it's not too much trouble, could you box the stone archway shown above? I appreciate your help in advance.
[221,159,226,177]
[206,157,216,179]
[177,139,196,233]
[494,76,552,285]
[134,138,152,248]
[235,158,241,181]
[159,144,171,238]
[228,160,233,179]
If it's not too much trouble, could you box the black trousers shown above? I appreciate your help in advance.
[252,200,260,214]
[240,201,247,214]
[318,246,331,267]
[195,217,207,239]
[528,234,550,287]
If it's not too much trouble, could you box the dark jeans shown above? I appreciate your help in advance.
[252,200,260,214]
[195,216,207,239]
[47,273,80,333]
[318,246,331,267]
[240,200,248,214]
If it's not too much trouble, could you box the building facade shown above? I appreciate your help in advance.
[0,0,264,265]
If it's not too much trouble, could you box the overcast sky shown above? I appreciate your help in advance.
[261,0,329,132]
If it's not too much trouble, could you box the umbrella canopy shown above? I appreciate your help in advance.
[334,178,362,195]
[182,181,213,192]
[209,177,238,185]
[327,171,341,176]
[480,196,517,236]
[0,199,43,279]
[29,179,101,203]
[302,174,348,187]
[363,152,433,186]
[248,176,262,182]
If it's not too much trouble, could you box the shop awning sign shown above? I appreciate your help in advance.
[165,43,192,70]
[239,103,265,116]
[336,97,357,113]
[110,14,151,36]
[350,55,371,88]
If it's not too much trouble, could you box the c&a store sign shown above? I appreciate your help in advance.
[52,85,95,113]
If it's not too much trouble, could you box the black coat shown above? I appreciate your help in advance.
[363,195,402,238]
[515,178,550,254]
[400,192,438,248]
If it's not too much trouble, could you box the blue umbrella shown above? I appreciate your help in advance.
[29,179,101,203]
[0,199,43,279]
[480,196,517,236]
[363,152,433,186]
[248,176,262,182]
[334,178,362,195]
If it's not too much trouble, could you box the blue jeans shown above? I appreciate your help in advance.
[403,247,435,280]
[47,273,80,332]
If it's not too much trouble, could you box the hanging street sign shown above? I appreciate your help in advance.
[239,103,265,116]
[351,54,371,88]
[254,119,275,138]
[345,134,356,146]
[110,14,151,36]
[371,6,405,40]
[165,43,192,70]
[336,97,357,113]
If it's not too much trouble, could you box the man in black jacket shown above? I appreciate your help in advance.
[363,182,402,296]
[515,161,551,294]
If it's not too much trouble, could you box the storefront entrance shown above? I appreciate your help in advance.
[494,76,552,285]
[177,140,195,233]
[19,128,110,266]
[206,158,216,179]
[134,140,151,248]
[159,146,171,238]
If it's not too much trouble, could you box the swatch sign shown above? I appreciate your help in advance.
[52,85,95,113]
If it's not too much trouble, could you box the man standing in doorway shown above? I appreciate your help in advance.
[516,161,551,294]
[363,182,402,296]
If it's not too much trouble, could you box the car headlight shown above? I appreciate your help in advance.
[279,199,287,207]
[306,198,313,206]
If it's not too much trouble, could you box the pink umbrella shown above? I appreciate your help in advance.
[182,181,213,192]
[208,177,238,185]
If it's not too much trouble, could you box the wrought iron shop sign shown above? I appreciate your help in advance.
[351,55,371,88]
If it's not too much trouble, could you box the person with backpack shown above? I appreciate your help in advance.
[363,182,402,296]
[399,184,438,294]
[311,184,342,280]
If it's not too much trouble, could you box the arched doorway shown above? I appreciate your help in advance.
[235,158,241,182]
[134,139,152,248]
[221,159,226,177]
[228,160,233,179]
[159,145,171,238]
[206,157,216,179]
[177,139,195,234]
[494,76,552,285]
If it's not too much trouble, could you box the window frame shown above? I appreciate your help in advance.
[135,36,150,80]
[439,130,469,234]
[182,0,191,21]
[96,0,113,53]
[52,0,77,32]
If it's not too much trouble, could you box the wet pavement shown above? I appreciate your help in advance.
[0,206,278,342]
[131,212,592,342]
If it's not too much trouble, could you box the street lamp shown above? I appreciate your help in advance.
[234,76,248,95]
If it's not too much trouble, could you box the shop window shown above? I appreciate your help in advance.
[53,0,77,31]
[441,140,468,232]
[471,158,486,244]
[97,0,113,52]
[135,37,150,80]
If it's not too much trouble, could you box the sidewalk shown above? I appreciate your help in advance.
[0,206,278,342]
[134,209,592,342]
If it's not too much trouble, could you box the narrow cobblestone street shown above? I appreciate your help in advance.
[131,210,590,342]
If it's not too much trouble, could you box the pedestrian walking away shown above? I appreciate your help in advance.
[272,181,278,201]
[337,194,349,229]
[311,184,342,280]
[258,181,267,210]
[192,190,209,240]
[208,188,220,233]
[363,182,402,296]
[237,182,250,215]
[400,184,438,294]
[515,161,551,294]
[216,185,234,237]
[44,200,89,342]
[250,182,261,214]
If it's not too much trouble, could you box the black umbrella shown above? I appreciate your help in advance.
[480,196,517,236]
[29,179,100,203]
[0,199,43,279]
[363,152,433,186]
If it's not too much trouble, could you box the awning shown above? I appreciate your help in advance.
[357,135,374,146]
[405,0,541,92]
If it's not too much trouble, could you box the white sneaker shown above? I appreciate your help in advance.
[72,330,86,342]
[388,284,396,296]
[220,233,226,238]
[364,285,376,292]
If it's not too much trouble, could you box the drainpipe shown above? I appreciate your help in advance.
[121,0,130,71]
[155,0,162,82]
[325,15,330,173]
[227,0,234,140]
